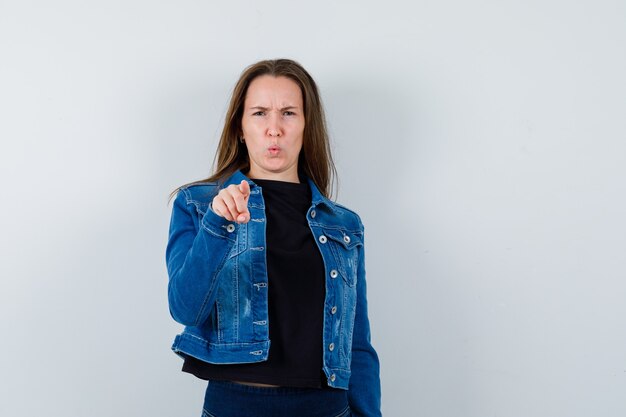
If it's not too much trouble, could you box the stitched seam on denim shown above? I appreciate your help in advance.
[339,277,348,363]
[329,365,351,372]
[325,232,363,250]
[247,229,254,339]
[233,254,239,342]
[329,240,353,287]
[347,294,356,363]
[184,188,235,244]
[228,226,247,260]
[215,300,223,342]
[182,332,207,342]
[206,341,269,347]
[190,201,210,211]
[256,204,269,341]
[194,247,231,326]
[182,187,217,210]
[200,222,236,242]
[331,201,360,217]
[309,223,362,234]
[310,224,331,372]
[211,303,218,340]
[180,187,193,202]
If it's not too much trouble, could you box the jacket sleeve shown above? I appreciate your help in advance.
[165,188,239,327]
[348,231,382,417]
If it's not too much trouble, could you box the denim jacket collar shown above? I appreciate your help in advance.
[222,169,334,211]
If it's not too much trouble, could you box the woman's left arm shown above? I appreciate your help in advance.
[348,234,382,417]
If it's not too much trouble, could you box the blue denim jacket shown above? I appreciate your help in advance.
[166,170,381,416]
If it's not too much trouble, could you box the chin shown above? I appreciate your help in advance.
[262,162,289,172]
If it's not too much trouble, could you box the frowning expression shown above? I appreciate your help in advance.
[241,75,305,182]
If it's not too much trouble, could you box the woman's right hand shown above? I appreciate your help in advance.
[211,180,251,223]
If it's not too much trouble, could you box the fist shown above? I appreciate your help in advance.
[211,180,251,223]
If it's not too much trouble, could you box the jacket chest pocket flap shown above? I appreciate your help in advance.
[322,228,363,287]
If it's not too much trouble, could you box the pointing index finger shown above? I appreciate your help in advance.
[238,180,250,197]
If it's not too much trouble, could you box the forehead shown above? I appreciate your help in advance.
[244,75,303,106]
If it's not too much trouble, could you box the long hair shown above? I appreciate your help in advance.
[169,58,336,202]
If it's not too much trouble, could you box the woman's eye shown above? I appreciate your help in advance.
[252,111,265,116]
[283,111,295,116]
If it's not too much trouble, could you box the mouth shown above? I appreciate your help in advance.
[268,145,281,155]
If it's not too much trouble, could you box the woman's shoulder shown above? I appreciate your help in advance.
[322,200,365,233]
[174,181,220,206]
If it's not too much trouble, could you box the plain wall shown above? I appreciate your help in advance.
[1,1,625,416]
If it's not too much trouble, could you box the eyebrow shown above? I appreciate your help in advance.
[248,106,300,111]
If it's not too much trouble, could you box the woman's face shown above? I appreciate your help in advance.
[241,75,305,182]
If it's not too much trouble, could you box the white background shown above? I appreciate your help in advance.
[1,1,625,416]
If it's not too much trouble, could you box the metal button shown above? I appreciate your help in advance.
[310,210,316,218]
[330,269,338,278]
[329,342,335,351]
[331,306,337,314]
[343,235,350,244]
[330,374,336,382]
[319,235,327,244]
[226,224,235,233]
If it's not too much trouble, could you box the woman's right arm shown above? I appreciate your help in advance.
[165,188,239,327]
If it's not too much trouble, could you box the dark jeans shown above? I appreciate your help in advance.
[202,380,352,417]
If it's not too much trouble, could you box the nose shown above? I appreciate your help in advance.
[267,112,282,137]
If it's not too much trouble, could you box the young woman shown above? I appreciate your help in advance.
[166,59,381,417]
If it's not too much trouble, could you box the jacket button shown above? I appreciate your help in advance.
[329,342,335,351]
[343,235,350,244]
[310,210,316,218]
[226,224,235,233]
[330,374,336,382]
[319,235,327,244]
[330,269,338,278]
[331,306,337,314]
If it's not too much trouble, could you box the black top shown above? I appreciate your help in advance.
[181,178,328,388]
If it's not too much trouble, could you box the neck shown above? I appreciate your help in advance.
[247,166,300,183]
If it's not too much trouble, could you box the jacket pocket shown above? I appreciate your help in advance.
[323,228,362,287]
